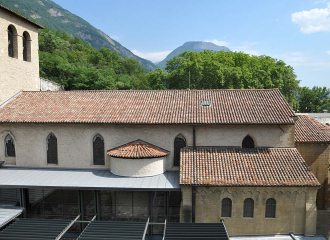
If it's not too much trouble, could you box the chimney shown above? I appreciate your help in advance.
[323,109,328,113]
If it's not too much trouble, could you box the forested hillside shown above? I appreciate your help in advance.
[39,28,149,90]
[0,0,156,71]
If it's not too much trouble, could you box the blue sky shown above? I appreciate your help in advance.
[52,0,330,88]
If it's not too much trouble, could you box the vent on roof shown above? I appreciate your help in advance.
[201,101,211,107]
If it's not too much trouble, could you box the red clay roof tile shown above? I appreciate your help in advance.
[295,115,330,143]
[0,89,295,125]
[107,139,169,159]
[180,147,320,187]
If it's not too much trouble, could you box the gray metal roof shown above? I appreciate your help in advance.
[0,204,24,228]
[0,218,72,240]
[78,221,147,240]
[306,113,330,118]
[0,167,180,191]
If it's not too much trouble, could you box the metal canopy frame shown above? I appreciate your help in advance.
[164,222,229,240]
[0,218,78,240]
[78,220,148,240]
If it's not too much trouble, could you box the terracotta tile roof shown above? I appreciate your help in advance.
[180,147,320,187]
[107,140,169,159]
[0,89,295,125]
[295,115,330,143]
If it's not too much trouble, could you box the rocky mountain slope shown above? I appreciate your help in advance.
[0,0,156,71]
[157,41,230,69]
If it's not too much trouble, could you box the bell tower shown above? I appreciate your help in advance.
[0,5,43,104]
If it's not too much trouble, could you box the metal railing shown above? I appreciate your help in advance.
[162,218,167,240]
[142,216,150,240]
[55,214,80,240]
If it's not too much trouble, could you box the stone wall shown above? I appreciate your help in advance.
[181,186,318,236]
[317,210,330,239]
[296,143,330,210]
[0,123,295,169]
[0,8,40,104]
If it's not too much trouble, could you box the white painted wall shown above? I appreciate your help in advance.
[0,123,295,169]
[110,156,166,177]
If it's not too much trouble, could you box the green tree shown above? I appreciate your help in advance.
[296,86,330,113]
[38,28,150,90]
[164,50,300,107]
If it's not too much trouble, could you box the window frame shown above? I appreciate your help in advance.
[221,198,232,218]
[7,25,18,59]
[47,133,58,164]
[5,134,16,157]
[242,135,255,148]
[22,31,31,62]
[93,134,105,165]
[243,198,254,218]
[173,134,186,167]
[265,198,276,219]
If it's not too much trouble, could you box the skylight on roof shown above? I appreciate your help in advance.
[201,101,211,106]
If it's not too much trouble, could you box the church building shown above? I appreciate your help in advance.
[0,4,324,240]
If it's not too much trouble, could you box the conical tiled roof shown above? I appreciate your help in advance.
[107,140,169,159]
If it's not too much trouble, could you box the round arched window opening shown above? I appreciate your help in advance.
[23,31,31,62]
[8,25,18,58]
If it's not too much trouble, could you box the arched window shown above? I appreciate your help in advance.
[93,134,104,165]
[174,134,186,167]
[47,133,58,164]
[243,198,254,218]
[23,31,31,62]
[5,135,15,157]
[8,25,17,58]
[242,135,255,148]
[265,198,276,218]
[221,198,232,218]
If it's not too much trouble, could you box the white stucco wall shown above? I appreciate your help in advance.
[0,8,40,104]
[0,123,295,169]
[40,78,64,91]
[110,156,166,177]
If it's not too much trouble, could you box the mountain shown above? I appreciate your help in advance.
[157,41,230,69]
[0,0,157,71]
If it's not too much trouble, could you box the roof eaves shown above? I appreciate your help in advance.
[0,5,44,29]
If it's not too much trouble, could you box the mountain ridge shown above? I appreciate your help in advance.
[0,0,157,71]
[157,41,230,69]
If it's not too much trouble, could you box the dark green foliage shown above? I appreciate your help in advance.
[163,51,301,107]
[296,86,330,113]
[39,28,149,90]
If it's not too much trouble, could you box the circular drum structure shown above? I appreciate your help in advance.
[107,139,169,177]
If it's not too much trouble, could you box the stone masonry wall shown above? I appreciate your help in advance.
[181,186,318,236]
[296,143,330,210]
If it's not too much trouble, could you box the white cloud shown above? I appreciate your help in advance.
[280,52,311,66]
[291,3,330,33]
[204,39,229,46]
[131,49,172,62]
[326,50,330,55]
[279,52,330,69]
[314,0,326,4]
